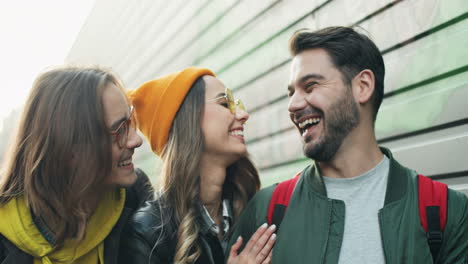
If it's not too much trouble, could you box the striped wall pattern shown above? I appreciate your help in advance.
[67,0,468,194]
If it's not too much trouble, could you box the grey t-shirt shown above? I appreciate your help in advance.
[323,155,390,264]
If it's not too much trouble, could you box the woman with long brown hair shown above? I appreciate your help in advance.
[120,67,275,264]
[0,66,153,263]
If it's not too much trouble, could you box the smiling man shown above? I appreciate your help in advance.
[227,27,467,263]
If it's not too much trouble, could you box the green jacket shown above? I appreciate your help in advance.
[227,149,467,263]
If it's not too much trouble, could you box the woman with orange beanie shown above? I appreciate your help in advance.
[119,67,276,264]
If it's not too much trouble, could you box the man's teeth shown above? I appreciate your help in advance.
[118,159,132,167]
[299,117,321,137]
[229,130,244,136]
[298,117,321,129]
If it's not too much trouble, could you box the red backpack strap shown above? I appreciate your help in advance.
[418,174,448,261]
[267,172,301,227]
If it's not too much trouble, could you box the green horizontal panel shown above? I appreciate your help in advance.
[115,0,209,79]
[244,97,291,142]
[236,59,290,106]
[360,0,468,52]
[113,0,174,55]
[384,19,468,94]
[382,123,468,176]
[124,0,239,88]
[313,0,395,28]
[248,128,303,169]
[197,0,329,73]
[217,20,307,90]
[376,71,468,138]
[158,0,281,80]
[140,0,243,75]
[192,0,281,64]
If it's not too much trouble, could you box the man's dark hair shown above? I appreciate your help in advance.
[289,26,385,121]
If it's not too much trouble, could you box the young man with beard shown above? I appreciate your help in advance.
[227,27,467,263]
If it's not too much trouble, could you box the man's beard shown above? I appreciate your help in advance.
[304,88,360,162]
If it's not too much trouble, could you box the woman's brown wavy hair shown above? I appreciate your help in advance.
[0,66,122,247]
[157,77,260,263]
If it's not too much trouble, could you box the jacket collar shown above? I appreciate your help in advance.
[304,147,413,206]
[198,199,233,237]
[381,147,414,205]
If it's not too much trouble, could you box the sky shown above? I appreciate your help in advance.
[0,0,96,130]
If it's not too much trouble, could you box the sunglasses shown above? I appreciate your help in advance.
[109,106,135,148]
[207,88,245,114]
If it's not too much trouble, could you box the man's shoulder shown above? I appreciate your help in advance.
[252,184,277,203]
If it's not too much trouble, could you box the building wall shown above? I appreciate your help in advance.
[67,0,468,194]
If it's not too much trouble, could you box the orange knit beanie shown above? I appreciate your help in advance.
[127,67,215,155]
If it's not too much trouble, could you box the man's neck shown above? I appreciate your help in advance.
[318,126,383,179]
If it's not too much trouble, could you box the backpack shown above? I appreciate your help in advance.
[267,172,448,262]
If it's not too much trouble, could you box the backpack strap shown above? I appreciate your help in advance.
[418,174,448,262]
[267,172,301,227]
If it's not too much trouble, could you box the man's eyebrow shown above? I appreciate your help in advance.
[298,73,325,85]
[288,73,325,92]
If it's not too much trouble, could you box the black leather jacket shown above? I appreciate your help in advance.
[119,200,226,264]
[0,168,154,264]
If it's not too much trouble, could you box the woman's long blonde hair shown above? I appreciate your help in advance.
[158,77,260,263]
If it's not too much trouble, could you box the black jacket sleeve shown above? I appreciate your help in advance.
[119,201,176,264]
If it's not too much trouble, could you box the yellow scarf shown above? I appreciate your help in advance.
[0,188,125,264]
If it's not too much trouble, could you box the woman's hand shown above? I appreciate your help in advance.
[227,223,276,264]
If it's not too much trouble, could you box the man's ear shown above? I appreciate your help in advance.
[353,69,375,104]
